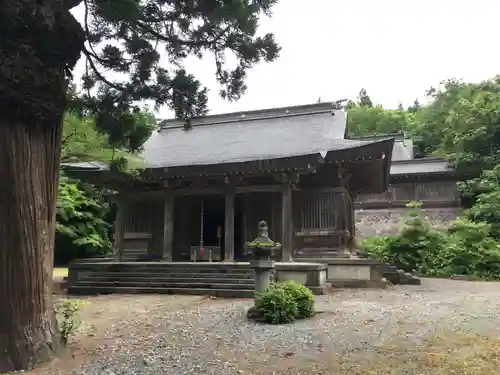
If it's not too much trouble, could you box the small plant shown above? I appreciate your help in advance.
[281,280,315,319]
[55,298,89,344]
[252,281,316,324]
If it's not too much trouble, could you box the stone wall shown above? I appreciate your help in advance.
[355,207,461,238]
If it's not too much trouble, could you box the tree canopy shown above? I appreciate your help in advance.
[346,77,500,168]
[73,0,280,131]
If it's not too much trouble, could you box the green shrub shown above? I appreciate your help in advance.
[362,202,443,273]
[55,173,113,265]
[361,235,398,264]
[361,201,500,280]
[253,281,316,324]
[425,219,500,279]
[255,284,298,324]
[281,280,315,319]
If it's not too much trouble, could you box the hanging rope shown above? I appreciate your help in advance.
[199,198,204,258]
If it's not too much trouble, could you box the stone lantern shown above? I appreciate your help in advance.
[246,220,281,294]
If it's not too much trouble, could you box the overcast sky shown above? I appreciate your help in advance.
[72,0,500,118]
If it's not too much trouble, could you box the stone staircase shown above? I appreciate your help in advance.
[379,264,421,285]
[68,262,256,298]
[352,249,422,285]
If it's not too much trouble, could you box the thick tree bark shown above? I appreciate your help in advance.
[0,120,64,372]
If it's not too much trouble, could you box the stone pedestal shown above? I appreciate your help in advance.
[250,259,275,294]
[246,220,281,295]
[275,262,327,295]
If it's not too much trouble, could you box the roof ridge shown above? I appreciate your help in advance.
[159,102,337,129]
[391,157,447,164]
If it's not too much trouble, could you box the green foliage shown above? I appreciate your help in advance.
[406,77,500,166]
[362,202,442,273]
[73,0,281,137]
[429,219,500,279]
[255,283,298,324]
[347,105,412,136]
[463,166,500,240]
[62,109,156,168]
[362,204,500,280]
[55,299,89,343]
[56,110,157,265]
[55,173,112,265]
[280,280,315,319]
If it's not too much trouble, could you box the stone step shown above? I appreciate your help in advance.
[102,264,253,270]
[294,253,344,259]
[74,280,255,290]
[88,272,255,279]
[84,276,255,285]
[68,285,254,298]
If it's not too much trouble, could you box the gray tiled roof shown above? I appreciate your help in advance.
[347,133,413,161]
[142,102,389,168]
[390,158,453,176]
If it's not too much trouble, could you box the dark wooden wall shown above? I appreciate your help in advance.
[121,186,352,260]
[355,181,459,208]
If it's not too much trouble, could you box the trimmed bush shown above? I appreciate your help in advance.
[253,281,316,324]
[281,280,315,319]
[255,284,298,324]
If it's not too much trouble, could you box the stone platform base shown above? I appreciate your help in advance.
[324,258,386,288]
[275,262,327,295]
[293,257,386,288]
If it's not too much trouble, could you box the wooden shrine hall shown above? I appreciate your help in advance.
[68,102,394,263]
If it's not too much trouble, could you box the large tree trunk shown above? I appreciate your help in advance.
[0,0,84,371]
[0,119,64,372]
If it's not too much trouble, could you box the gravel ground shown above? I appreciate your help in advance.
[26,279,500,375]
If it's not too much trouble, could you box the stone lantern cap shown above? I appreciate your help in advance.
[246,221,282,249]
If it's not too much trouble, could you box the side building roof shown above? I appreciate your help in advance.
[390,157,454,177]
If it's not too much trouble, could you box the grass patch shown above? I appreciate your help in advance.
[53,267,69,278]
[335,331,500,375]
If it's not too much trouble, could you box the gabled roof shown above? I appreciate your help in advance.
[141,102,392,168]
[347,133,414,161]
[390,157,454,176]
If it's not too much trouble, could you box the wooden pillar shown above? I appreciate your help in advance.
[162,193,175,261]
[114,198,127,261]
[242,194,249,257]
[281,182,293,262]
[224,191,235,262]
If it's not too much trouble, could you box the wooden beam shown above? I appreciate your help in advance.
[281,182,293,262]
[113,198,127,261]
[121,184,285,201]
[224,191,235,262]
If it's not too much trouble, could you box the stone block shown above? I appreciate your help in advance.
[275,262,327,295]
[326,258,386,288]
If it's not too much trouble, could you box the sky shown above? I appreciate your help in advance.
[72,0,500,118]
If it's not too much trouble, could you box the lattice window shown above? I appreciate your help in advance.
[299,193,340,230]
[125,200,155,233]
